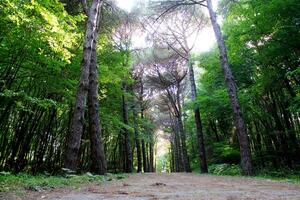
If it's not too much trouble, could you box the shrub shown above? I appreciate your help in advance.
[209,142,240,164]
[208,164,241,176]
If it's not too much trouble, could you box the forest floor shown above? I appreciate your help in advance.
[2,173,300,200]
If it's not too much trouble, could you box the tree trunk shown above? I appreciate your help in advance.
[171,112,183,172]
[188,60,208,173]
[206,0,252,175]
[122,84,133,173]
[149,134,154,172]
[141,139,148,172]
[140,83,148,173]
[64,0,103,171]
[146,142,150,171]
[88,34,107,174]
[177,115,191,172]
[176,86,191,172]
[132,102,142,172]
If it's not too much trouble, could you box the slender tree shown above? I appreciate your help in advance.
[206,0,252,175]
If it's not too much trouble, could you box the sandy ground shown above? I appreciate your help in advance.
[2,173,300,200]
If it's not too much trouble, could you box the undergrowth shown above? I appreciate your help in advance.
[207,163,300,183]
[0,172,127,193]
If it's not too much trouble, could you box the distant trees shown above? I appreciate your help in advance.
[145,7,209,173]
[144,50,191,172]
[133,64,155,173]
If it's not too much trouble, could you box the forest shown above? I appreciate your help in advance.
[0,0,299,187]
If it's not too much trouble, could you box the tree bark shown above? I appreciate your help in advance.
[88,33,107,174]
[206,0,252,175]
[141,139,148,172]
[149,134,154,172]
[176,86,191,172]
[65,0,103,171]
[122,84,133,173]
[173,120,183,172]
[188,60,208,173]
[132,103,142,172]
[177,115,191,172]
[140,82,148,172]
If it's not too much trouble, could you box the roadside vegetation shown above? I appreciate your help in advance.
[0,172,127,193]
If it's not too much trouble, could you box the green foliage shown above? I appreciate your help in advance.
[210,142,240,164]
[0,172,129,192]
[156,154,170,173]
[0,0,148,174]
[208,165,300,183]
[190,0,300,173]
[0,173,102,192]
[208,164,242,176]
[255,169,300,183]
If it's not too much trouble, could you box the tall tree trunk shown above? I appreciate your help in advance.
[141,139,148,172]
[140,82,148,172]
[176,87,191,172]
[188,60,208,173]
[206,0,252,175]
[177,115,191,172]
[132,103,142,172]
[122,84,133,173]
[149,134,154,172]
[88,34,107,174]
[171,113,183,172]
[171,134,178,172]
[146,142,150,171]
[64,0,103,171]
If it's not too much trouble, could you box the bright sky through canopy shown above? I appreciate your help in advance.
[116,0,136,12]
[116,0,219,52]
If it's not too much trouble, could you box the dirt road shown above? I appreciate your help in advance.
[9,173,300,200]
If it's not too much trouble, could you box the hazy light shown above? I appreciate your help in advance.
[192,27,216,53]
[116,0,136,12]
[116,0,220,53]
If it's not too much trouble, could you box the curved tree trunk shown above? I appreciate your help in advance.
[65,0,103,171]
[206,0,252,175]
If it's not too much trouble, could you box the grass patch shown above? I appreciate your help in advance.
[207,164,300,184]
[208,164,241,176]
[0,172,128,193]
[254,168,300,184]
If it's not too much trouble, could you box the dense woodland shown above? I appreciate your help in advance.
[0,0,299,177]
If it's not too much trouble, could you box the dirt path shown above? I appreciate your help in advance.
[11,173,300,200]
